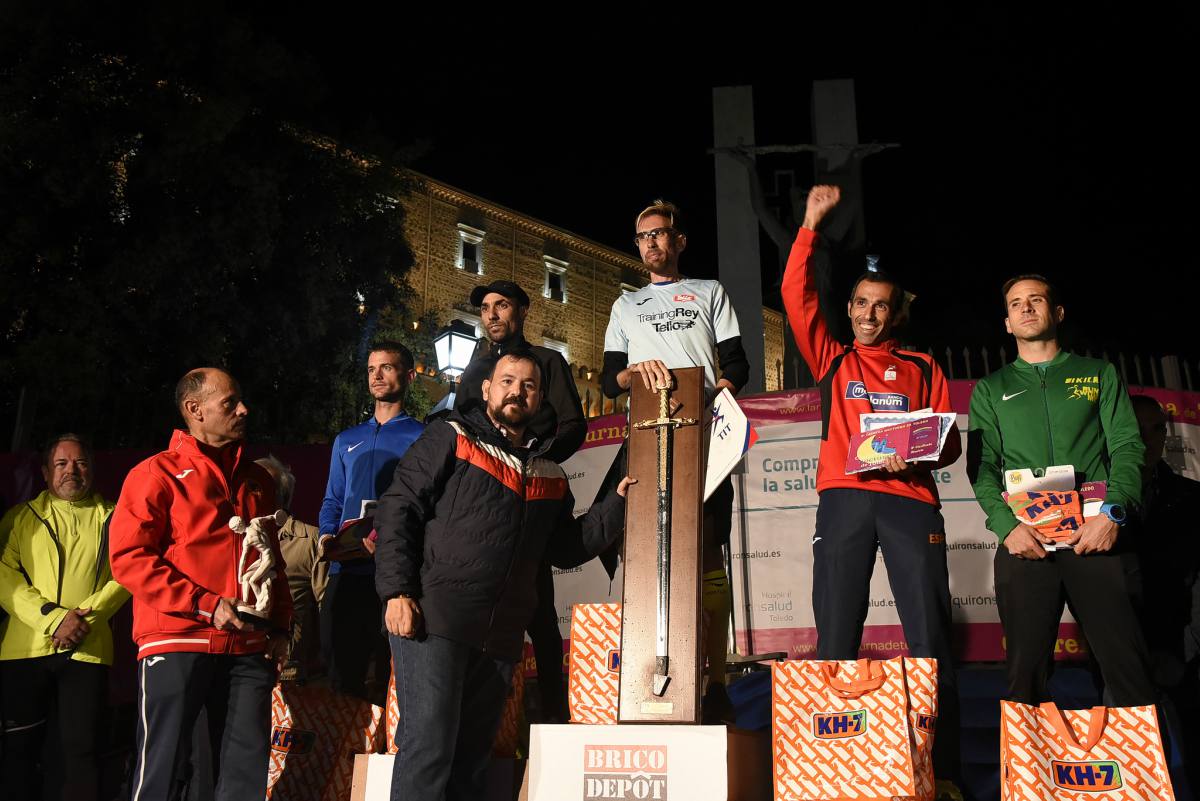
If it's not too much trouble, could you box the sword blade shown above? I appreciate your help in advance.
[653,419,673,696]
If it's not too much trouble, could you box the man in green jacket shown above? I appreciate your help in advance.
[0,434,130,801]
[967,275,1154,706]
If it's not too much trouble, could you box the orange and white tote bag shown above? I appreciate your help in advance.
[1000,700,1174,801]
[773,658,918,800]
[567,602,622,725]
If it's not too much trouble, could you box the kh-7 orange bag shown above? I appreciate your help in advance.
[772,657,937,801]
[1000,700,1174,800]
[566,602,622,725]
[266,683,384,801]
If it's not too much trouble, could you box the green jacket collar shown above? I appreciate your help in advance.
[1013,349,1071,371]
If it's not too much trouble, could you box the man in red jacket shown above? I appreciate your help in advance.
[782,186,964,799]
[109,367,291,801]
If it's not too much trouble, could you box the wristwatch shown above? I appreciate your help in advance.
[1099,502,1126,526]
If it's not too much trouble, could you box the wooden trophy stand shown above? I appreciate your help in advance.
[618,366,706,723]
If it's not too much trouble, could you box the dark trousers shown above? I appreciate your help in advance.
[0,653,106,801]
[128,652,274,801]
[812,488,961,779]
[321,571,390,704]
[528,560,566,722]
[994,545,1155,706]
[389,634,514,801]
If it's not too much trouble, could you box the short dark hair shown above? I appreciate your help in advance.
[42,433,92,468]
[175,368,210,414]
[848,271,904,311]
[1001,274,1058,309]
[369,341,414,370]
[486,348,543,387]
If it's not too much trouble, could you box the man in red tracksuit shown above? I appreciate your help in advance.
[109,367,292,801]
[782,186,964,798]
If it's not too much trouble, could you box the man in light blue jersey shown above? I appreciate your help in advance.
[601,199,749,723]
[319,341,424,703]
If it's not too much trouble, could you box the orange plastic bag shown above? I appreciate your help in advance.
[566,602,622,725]
[772,657,936,801]
[266,683,384,801]
[1000,700,1175,800]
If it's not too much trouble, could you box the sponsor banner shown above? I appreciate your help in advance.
[550,385,1200,664]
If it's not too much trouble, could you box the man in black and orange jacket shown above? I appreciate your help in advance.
[782,186,964,795]
[374,350,631,801]
[110,367,292,801]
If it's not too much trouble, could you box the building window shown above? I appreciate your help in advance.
[542,337,569,363]
[457,224,485,274]
[544,256,568,303]
[449,311,483,340]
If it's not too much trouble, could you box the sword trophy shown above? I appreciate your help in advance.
[619,366,706,723]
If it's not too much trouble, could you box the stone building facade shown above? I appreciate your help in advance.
[401,173,786,416]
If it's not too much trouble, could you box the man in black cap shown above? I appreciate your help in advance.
[453,279,587,722]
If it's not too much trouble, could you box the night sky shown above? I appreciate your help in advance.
[262,8,1197,368]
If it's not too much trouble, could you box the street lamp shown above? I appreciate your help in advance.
[427,319,479,417]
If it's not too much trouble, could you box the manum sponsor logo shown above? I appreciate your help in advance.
[844,381,910,411]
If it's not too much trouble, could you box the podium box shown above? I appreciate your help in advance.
[350,754,525,801]
[527,723,771,801]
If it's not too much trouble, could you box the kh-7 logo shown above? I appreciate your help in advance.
[813,710,867,739]
[1051,760,1123,792]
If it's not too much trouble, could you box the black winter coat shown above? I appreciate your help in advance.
[373,401,624,661]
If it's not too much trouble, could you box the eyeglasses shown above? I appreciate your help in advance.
[632,227,676,246]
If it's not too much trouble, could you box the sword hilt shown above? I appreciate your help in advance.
[634,386,697,431]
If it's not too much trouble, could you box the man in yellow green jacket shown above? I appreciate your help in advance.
[0,433,130,801]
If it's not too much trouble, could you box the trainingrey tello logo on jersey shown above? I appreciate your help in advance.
[813,709,868,739]
[845,381,910,411]
[583,744,667,800]
[673,293,696,302]
[1051,760,1123,792]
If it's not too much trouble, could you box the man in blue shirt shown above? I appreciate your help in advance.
[319,342,424,703]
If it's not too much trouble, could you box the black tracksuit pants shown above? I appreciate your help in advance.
[994,545,1155,706]
[0,652,106,801]
[321,571,390,706]
[812,488,961,780]
[128,652,274,801]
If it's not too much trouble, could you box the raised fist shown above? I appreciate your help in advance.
[802,185,841,231]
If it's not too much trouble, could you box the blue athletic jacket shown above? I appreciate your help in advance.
[320,413,424,575]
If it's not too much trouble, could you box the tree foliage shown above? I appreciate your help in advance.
[0,3,418,448]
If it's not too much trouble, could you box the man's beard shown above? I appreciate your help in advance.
[490,397,532,429]
[55,478,89,502]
